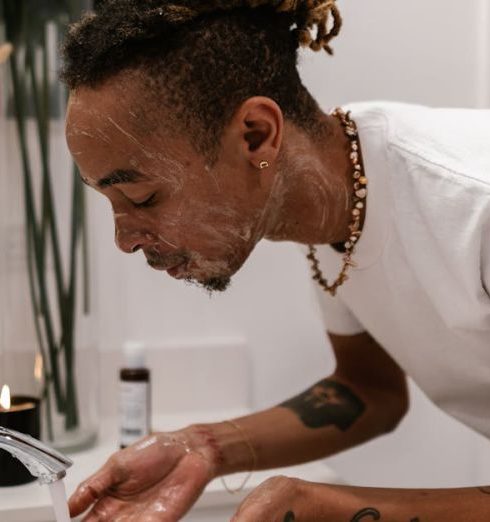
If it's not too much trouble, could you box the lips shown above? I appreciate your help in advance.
[145,246,189,275]
[146,252,183,268]
[147,259,183,271]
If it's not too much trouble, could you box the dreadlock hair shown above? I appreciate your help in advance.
[61,0,342,163]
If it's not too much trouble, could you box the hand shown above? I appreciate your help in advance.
[69,427,219,521]
[231,476,314,522]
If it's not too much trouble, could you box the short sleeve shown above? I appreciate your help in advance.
[313,283,365,335]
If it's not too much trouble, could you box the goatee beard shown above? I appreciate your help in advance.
[184,276,231,293]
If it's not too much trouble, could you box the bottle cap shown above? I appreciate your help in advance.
[123,341,146,369]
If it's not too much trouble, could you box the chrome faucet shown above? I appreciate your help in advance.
[0,427,73,485]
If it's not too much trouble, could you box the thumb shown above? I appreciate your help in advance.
[68,464,116,517]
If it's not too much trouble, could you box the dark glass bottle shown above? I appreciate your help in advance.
[119,342,151,449]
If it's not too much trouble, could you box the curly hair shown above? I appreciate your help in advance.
[61,1,342,161]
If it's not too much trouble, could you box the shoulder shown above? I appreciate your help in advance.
[387,103,490,190]
[345,100,490,190]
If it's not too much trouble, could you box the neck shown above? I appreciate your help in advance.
[264,112,355,245]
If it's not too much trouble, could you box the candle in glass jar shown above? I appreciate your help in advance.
[0,384,41,487]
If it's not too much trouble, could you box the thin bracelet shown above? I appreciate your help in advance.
[220,420,258,494]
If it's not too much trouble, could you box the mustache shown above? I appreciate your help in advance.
[145,251,189,270]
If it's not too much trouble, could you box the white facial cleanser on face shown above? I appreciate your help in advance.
[119,341,151,449]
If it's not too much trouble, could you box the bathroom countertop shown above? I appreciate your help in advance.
[0,410,343,521]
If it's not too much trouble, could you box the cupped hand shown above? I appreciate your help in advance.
[69,429,218,522]
[230,476,311,522]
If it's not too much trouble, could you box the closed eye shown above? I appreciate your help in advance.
[133,193,157,209]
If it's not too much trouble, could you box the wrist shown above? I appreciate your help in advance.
[292,478,331,519]
[183,421,256,478]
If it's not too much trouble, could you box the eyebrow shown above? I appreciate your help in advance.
[95,169,148,189]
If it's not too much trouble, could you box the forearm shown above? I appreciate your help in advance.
[188,373,404,476]
[305,482,490,521]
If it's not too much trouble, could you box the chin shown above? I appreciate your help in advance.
[180,265,233,292]
[174,250,248,292]
[180,275,231,293]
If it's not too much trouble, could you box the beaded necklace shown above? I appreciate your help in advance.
[306,107,367,296]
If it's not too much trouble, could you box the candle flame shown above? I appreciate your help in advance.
[0,42,14,65]
[34,354,43,382]
[0,384,11,410]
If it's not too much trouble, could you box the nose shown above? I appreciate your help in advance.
[114,222,146,254]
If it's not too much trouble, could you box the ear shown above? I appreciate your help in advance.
[225,96,284,170]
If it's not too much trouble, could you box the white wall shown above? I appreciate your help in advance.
[31,0,490,487]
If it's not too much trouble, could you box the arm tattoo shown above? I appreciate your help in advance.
[351,508,381,521]
[279,378,365,430]
[283,507,419,521]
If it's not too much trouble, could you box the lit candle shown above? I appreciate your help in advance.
[33,353,44,397]
[0,384,41,487]
[0,384,10,411]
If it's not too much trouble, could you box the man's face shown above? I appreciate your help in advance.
[65,79,274,291]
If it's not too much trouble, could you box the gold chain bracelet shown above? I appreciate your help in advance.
[220,420,258,495]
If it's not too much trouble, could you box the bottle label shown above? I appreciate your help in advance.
[119,381,150,447]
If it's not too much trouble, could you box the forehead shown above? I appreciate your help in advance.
[66,77,152,147]
[65,77,194,182]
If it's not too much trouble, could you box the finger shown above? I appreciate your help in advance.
[230,495,269,522]
[230,495,252,522]
[230,508,253,522]
[80,496,128,522]
[69,465,116,517]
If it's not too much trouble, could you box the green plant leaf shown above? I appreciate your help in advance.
[3,0,90,436]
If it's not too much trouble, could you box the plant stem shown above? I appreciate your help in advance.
[3,0,89,437]
[26,42,67,339]
[8,47,66,414]
[81,175,90,315]
[63,171,83,430]
[26,220,54,441]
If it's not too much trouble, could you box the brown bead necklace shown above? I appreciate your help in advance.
[306,107,367,296]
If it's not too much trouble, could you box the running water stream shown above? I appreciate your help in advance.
[48,480,71,522]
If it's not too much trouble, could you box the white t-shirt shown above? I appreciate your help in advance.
[308,101,490,439]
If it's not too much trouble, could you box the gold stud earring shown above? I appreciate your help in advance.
[259,160,270,170]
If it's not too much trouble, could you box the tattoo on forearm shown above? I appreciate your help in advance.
[280,378,365,430]
[280,506,420,522]
[351,508,381,521]
[351,507,419,521]
[478,486,490,495]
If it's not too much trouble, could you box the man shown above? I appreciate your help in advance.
[64,0,490,520]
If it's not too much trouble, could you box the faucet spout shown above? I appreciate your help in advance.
[0,427,73,485]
